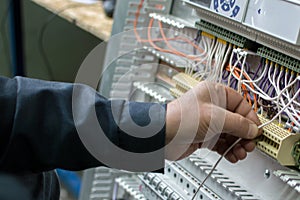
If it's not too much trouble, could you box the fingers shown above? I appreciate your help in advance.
[225,86,246,112]
[224,144,247,163]
[233,144,247,159]
[192,82,261,163]
[223,110,259,139]
[225,86,261,125]
[225,153,238,163]
[213,134,256,163]
[240,139,256,152]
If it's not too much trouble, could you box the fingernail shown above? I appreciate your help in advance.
[248,123,258,138]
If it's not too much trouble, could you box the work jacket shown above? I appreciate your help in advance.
[0,76,166,199]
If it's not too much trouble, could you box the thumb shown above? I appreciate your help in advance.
[223,110,259,139]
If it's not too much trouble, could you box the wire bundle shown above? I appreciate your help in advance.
[225,48,300,130]
[133,2,300,199]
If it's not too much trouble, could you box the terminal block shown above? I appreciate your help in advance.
[171,73,200,96]
[257,47,300,73]
[195,20,247,47]
[256,115,300,166]
[170,87,184,98]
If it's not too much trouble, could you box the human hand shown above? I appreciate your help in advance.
[165,81,261,163]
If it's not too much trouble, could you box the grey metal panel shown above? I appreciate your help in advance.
[244,0,300,45]
[170,0,199,25]
[111,0,132,35]
[81,1,174,199]
[79,169,95,200]
[81,1,300,200]
[183,0,300,60]
[179,149,300,200]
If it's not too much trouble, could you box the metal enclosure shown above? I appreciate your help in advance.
[80,0,300,199]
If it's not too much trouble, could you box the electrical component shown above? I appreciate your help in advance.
[81,167,129,199]
[80,1,300,200]
[142,12,200,69]
[256,115,300,166]
[184,0,300,60]
[172,72,200,93]
[257,47,300,73]
[196,20,247,47]
[170,87,184,98]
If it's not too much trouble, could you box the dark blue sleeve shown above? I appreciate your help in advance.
[0,76,166,173]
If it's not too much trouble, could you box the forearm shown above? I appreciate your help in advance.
[0,76,166,173]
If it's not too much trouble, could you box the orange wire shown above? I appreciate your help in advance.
[147,18,176,54]
[289,122,294,132]
[134,0,256,112]
[158,21,204,59]
[175,36,205,54]
[133,0,183,43]
[134,0,145,42]
[226,65,258,111]
[158,21,187,57]
[134,0,206,61]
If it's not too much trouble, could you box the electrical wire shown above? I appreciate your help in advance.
[134,0,208,67]
[133,3,299,196]
[218,43,232,83]
[157,21,204,60]
[226,50,258,111]
[191,137,242,200]
[192,88,300,199]
[228,57,300,126]
[133,0,145,42]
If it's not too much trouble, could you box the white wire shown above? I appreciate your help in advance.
[191,137,242,200]
[227,57,300,122]
[231,66,298,102]
[243,60,268,84]
[185,35,208,75]
[215,42,228,82]
[275,67,283,124]
[227,48,244,87]
[191,36,211,75]
[191,88,300,199]
[230,67,300,126]
[192,37,215,80]
[208,41,226,82]
[218,44,232,83]
[260,87,300,127]
[237,52,247,94]
[284,71,299,117]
